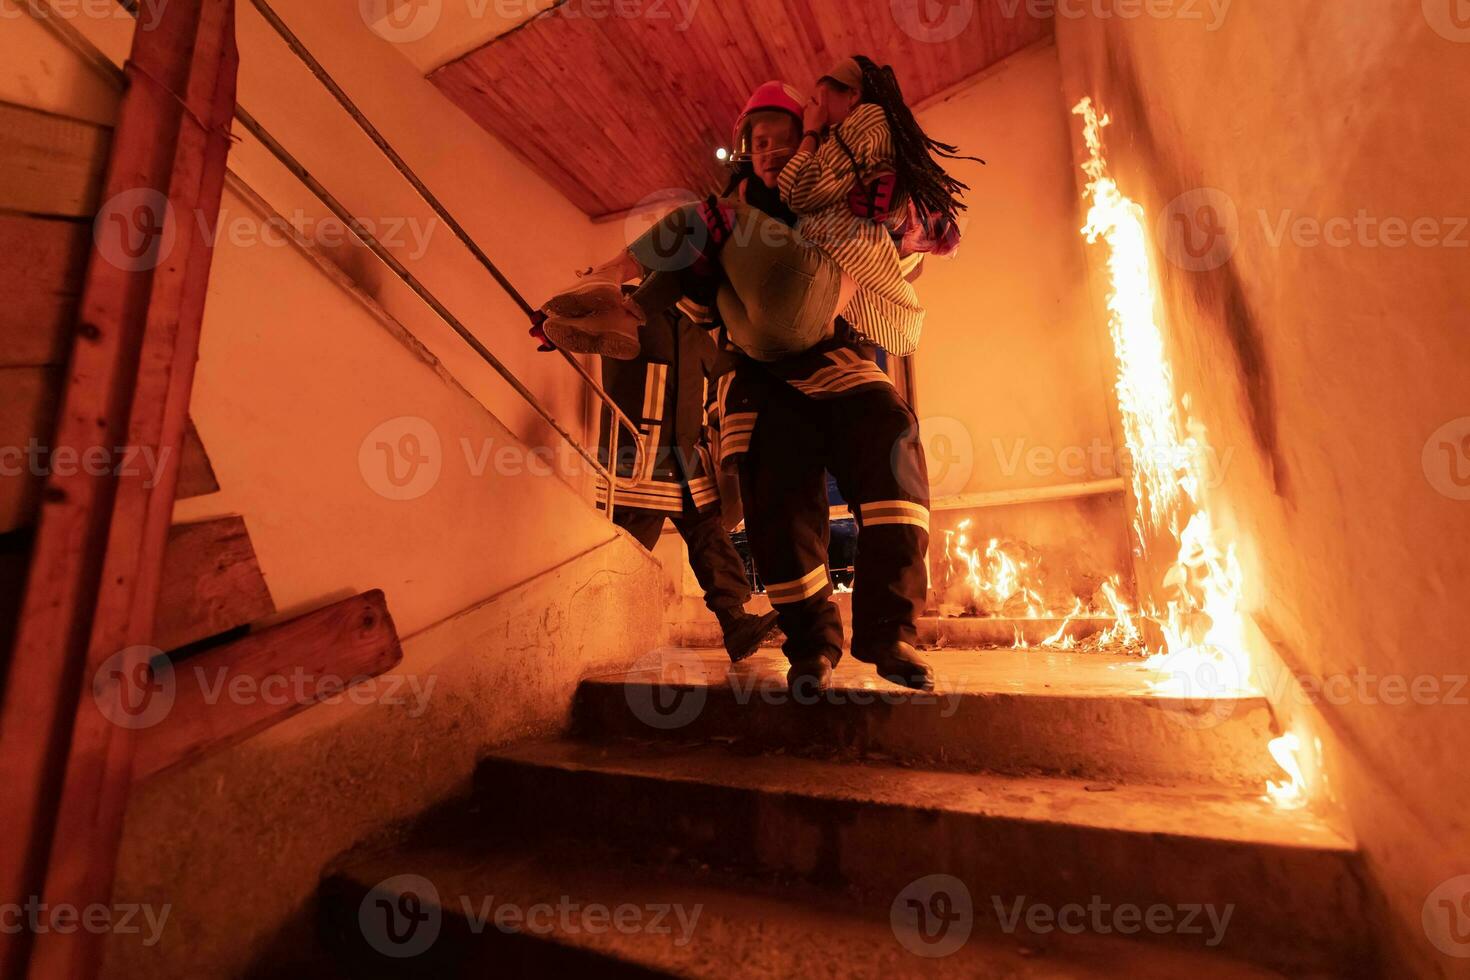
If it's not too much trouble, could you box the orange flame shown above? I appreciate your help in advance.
[1072,97,1308,807]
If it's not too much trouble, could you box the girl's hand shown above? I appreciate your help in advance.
[802,96,827,135]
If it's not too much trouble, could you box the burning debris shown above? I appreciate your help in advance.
[934,518,1146,655]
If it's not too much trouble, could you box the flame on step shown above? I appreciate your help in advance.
[1072,97,1309,807]
[1095,577,1140,648]
[1267,732,1309,809]
[1040,599,1083,649]
[943,521,1047,619]
[941,522,1140,651]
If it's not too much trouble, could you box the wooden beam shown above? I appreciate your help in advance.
[153,516,274,653]
[0,1,240,975]
[26,0,241,970]
[133,590,401,782]
[0,101,111,218]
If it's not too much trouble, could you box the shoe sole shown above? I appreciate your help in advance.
[541,319,641,361]
[543,281,626,319]
[726,612,781,663]
[786,674,832,702]
[878,669,935,693]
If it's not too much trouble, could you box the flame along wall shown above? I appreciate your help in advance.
[1055,6,1470,974]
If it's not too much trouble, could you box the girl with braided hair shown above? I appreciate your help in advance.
[778,55,979,357]
[539,60,975,364]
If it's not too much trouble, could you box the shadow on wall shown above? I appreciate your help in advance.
[1093,40,1292,502]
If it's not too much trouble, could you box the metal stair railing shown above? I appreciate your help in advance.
[86,0,646,517]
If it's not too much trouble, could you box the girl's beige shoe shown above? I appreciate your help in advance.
[540,306,642,360]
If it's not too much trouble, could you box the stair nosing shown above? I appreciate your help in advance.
[479,738,1357,854]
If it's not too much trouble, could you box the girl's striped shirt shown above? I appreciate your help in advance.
[778,102,924,356]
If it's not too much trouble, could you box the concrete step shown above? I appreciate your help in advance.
[322,822,1287,979]
[575,649,1280,789]
[670,611,1122,650]
[471,739,1370,976]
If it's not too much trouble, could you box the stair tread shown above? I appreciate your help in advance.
[334,834,1283,979]
[486,738,1352,853]
[591,648,1266,703]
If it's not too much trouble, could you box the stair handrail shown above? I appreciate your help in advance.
[247,0,645,514]
[72,0,644,517]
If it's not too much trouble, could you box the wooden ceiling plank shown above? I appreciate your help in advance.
[592,15,722,196]
[431,0,1051,215]
[433,61,607,214]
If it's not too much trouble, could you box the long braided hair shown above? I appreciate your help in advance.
[846,55,983,226]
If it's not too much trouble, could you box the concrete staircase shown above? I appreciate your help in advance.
[664,592,1135,650]
[318,648,1374,978]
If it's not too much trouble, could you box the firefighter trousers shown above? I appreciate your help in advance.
[737,381,930,666]
[614,505,752,615]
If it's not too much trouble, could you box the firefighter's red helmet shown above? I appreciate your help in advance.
[729,80,803,164]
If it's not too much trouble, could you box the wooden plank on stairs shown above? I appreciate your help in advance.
[177,417,220,499]
[0,391,213,536]
[0,101,111,218]
[133,590,401,782]
[0,214,90,368]
[153,516,273,653]
[0,366,61,535]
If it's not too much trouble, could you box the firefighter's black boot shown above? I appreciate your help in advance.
[716,607,780,663]
[872,641,935,693]
[786,654,834,704]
